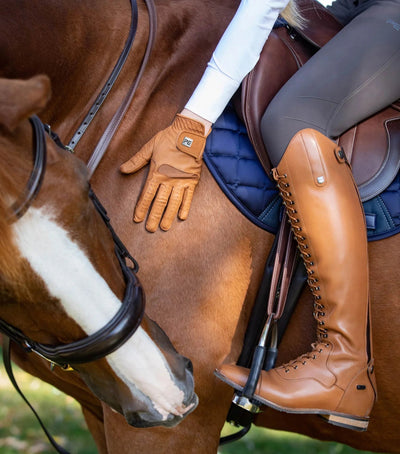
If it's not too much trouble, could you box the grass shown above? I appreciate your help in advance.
[0,361,97,454]
[0,359,387,454]
[219,424,386,454]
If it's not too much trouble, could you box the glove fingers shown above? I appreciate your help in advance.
[120,139,154,174]
[146,184,172,233]
[160,187,185,231]
[134,180,159,223]
[178,186,195,220]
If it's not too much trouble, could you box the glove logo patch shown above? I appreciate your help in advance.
[181,136,194,148]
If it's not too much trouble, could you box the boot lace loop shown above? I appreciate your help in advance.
[274,169,328,354]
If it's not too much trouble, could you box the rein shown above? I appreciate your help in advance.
[67,0,139,153]
[87,0,157,177]
[66,0,157,178]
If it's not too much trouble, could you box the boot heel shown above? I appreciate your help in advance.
[321,413,369,432]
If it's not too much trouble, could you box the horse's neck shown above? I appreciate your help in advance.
[0,0,238,163]
[81,0,239,162]
[0,0,130,123]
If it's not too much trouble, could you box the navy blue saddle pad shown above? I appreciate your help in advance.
[204,105,400,242]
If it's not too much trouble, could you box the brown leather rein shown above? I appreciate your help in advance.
[68,0,157,178]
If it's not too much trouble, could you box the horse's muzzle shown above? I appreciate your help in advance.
[125,392,199,428]
[123,360,198,428]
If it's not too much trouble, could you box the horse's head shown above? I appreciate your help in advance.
[0,75,197,428]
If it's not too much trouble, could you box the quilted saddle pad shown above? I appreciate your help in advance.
[204,105,400,242]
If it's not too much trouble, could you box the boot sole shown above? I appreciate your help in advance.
[215,369,369,432]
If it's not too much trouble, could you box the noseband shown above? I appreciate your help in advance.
[3,115,145,370]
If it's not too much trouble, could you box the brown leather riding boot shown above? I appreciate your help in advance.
[216,129,377,431]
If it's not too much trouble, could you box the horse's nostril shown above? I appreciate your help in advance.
[184,357,193,374]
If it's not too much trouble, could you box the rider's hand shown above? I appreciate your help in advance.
[120,113,211,232]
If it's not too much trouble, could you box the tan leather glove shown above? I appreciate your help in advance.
[120,114,210,232]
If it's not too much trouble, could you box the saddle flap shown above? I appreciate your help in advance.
[339,107,400,201]
[239,0,342,176]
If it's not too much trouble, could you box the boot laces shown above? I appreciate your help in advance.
[274,170,329,371]
[281,342,331,372]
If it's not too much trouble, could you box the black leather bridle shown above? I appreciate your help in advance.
[2,115,146,454]
[4,115,145,370]
[10,116,47,220]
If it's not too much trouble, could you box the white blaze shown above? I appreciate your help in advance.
[12,207,188,419]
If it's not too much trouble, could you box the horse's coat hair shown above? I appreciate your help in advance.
[12,205,191,419]
[0,128,33,285]
[0,75,52,285]
[1,1,400,453]
[0,74,198,432]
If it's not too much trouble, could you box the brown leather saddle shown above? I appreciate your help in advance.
[236,0,400,202]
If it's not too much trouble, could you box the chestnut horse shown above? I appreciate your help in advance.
[0,74,197,430]
[0,0,399,453]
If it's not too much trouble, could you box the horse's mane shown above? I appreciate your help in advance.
[283,1,307,30]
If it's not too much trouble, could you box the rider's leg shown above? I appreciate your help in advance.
[216,0,400,430]
[263,0,400,167]
[217,128,376,430]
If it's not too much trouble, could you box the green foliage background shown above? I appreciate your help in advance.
[0,362,387,454]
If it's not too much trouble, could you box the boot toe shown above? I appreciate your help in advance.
[215,364,250,391]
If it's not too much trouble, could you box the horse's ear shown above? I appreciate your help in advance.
[0,75,51,132]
